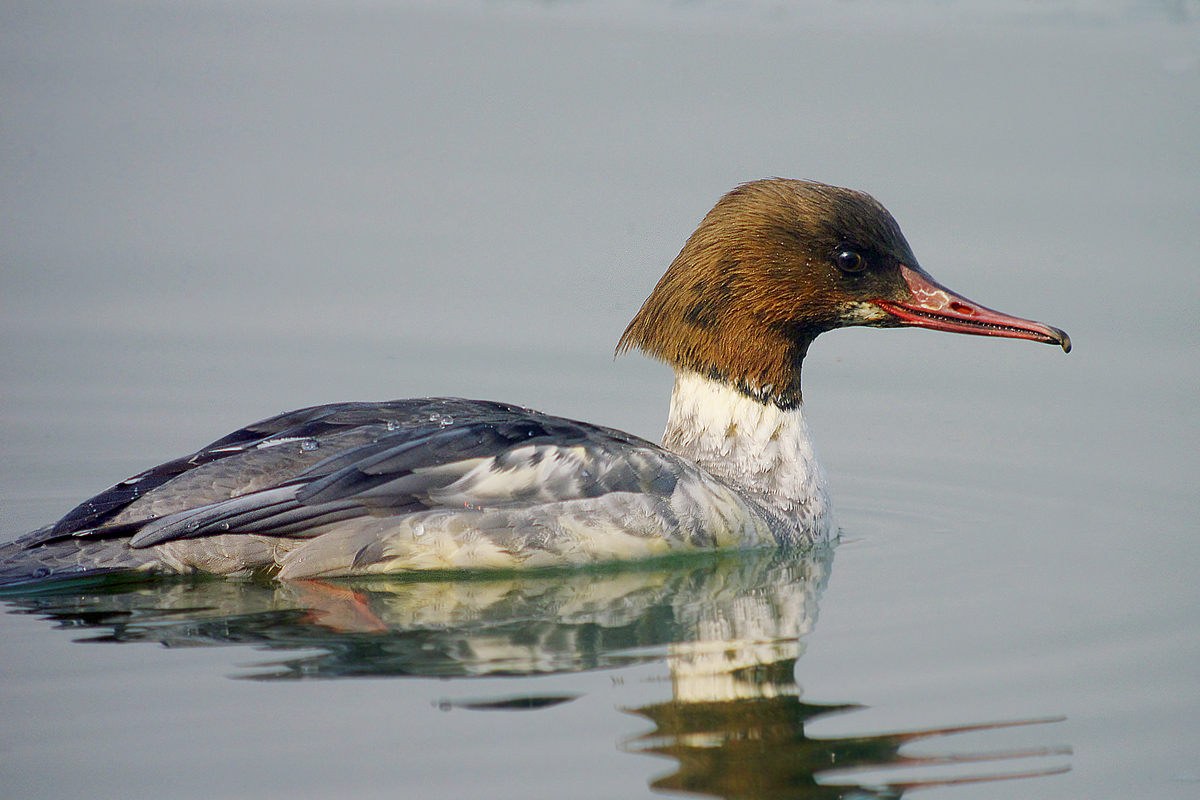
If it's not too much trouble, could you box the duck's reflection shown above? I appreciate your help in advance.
[626,658,1068,798]
[2,547,1069,796]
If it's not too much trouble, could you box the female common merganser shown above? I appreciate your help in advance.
[0,179,1069,586]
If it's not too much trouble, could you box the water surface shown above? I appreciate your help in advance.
[1,2,1197,798]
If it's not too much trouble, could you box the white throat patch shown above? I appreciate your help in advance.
[662,371,835,542]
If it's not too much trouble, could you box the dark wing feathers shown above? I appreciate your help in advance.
[129,488,368,547]
[294,417,603,506]
[51,453,210,537]
[49,398,531,538]
[51,401,378,537]
[39,399,667,551]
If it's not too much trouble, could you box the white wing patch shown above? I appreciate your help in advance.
[428,445,599,508]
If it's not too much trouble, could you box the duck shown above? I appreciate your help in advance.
[0,179,1070,587]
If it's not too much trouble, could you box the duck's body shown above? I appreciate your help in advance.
[0,382,829,583]
[0,179,1068,587]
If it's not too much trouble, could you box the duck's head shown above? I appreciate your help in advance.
[617,179,1070,409]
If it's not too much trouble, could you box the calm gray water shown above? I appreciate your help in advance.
[1,1,1197,798]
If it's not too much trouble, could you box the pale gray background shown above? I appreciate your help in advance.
[1,1,1197,798]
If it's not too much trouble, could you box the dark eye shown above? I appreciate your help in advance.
[835,248,867,274]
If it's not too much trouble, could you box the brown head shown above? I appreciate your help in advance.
[617,179,1069,409]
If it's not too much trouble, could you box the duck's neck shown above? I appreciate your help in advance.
[662,371,835,541]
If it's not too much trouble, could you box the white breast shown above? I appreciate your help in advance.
[661,371,835,544]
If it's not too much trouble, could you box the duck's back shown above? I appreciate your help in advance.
[0,398,776,587]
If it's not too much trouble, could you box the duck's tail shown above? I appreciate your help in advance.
[0,526,164,592]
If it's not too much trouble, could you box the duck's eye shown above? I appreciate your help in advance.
[835,248,866,274]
